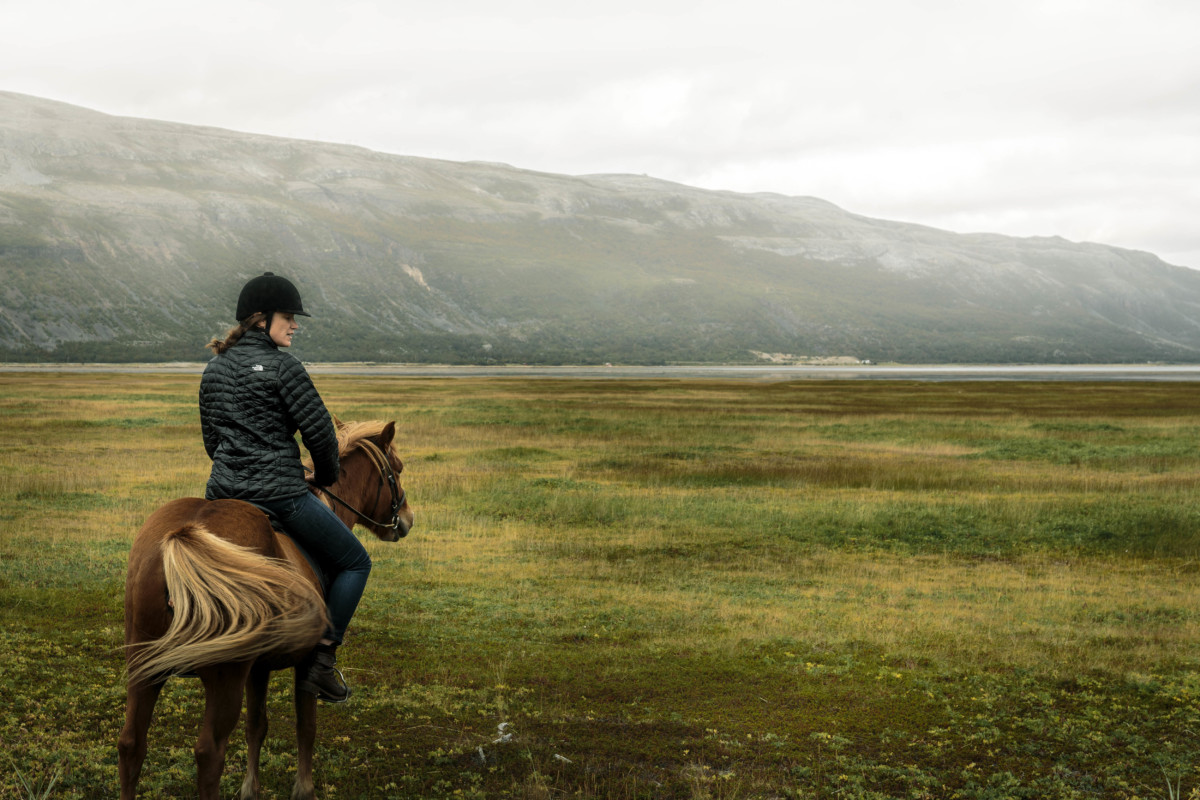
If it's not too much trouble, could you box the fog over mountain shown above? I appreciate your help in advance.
[3,91,1199,364]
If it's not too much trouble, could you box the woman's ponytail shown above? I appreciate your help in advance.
[206,312,267,355]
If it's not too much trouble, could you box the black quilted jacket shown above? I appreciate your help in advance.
[199,329,340,502]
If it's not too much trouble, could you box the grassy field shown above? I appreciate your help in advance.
[2,373,1199,799]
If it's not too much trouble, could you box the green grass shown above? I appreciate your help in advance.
[2,374,1200,798]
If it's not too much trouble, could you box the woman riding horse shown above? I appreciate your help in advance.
[119,416,411,799]
[200,271,369,702]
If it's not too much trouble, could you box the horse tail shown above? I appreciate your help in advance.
[125,523,327,685]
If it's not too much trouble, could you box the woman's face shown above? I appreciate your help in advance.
[266,312,298,347]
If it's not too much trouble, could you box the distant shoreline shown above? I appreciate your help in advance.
[4,362,1200,381]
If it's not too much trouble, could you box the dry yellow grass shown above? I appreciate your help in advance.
[3,373,1199,798]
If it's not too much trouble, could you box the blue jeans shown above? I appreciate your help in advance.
[253,492,371,645]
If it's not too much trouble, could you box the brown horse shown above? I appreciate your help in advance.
[118,419,414,800]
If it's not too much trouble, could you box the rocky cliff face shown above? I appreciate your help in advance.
[2,90,1198,364]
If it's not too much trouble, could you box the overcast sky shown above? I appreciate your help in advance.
[3,0,1198,268]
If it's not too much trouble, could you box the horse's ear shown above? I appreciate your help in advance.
[379,421,396,446]
[333,415,345,429]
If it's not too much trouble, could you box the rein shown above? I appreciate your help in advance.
[315,439,408,536]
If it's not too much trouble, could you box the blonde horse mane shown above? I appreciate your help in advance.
[334,419,393,455]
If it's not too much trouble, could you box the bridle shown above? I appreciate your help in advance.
[315,439,408,537]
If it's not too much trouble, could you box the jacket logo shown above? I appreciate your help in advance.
[252,365,264,372]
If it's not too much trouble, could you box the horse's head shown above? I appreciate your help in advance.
[321,418,414,542]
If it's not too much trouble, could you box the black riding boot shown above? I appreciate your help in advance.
[299,644,351,703]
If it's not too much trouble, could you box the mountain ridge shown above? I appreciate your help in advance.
[2,90,1198,364]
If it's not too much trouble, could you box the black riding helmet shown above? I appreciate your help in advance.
[236,272,311,322]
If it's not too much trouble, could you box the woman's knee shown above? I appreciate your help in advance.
[339,539,371,575]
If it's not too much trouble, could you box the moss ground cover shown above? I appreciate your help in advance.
[2,373,1199,799]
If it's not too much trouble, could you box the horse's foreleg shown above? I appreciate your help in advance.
[239,666,272,800]
[195,663,252,800]
[117,678,165,800]
[291,669,319,800]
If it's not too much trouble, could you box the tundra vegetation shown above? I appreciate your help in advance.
[1,372,1198,799]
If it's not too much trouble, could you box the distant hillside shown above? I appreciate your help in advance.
[3,90,1199,364]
